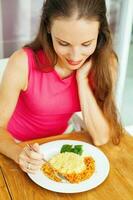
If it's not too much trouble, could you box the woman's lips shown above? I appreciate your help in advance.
[66,59,82,65]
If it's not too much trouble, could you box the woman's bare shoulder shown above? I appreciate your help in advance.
[4,48,28,91]
[8,48,27,68]
[0,49,28,127]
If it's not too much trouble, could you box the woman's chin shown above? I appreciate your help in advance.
[66,63,83,70]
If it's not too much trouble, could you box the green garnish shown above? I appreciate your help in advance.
[60,144,73,153]
[60,144,83,155]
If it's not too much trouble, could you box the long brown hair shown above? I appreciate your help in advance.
[24,0,123,144]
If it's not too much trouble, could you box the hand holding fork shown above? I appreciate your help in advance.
[26,143,68,182]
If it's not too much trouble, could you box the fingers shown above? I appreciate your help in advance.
[19,159,40,174]
[32,143,40,152]
[18,143,43,174]
[25,147,42,160]
[19,153,43,165]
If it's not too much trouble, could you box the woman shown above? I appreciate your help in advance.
[0,0,123,173]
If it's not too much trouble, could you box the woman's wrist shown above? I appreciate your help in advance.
[12,145,23,164]
[76,75,92,93]
[76,73,88,83]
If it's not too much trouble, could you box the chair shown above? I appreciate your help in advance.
[0,58,8,81]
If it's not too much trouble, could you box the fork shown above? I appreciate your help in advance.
[26,144,68,183]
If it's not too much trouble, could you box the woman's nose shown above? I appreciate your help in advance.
[69,47,81,61]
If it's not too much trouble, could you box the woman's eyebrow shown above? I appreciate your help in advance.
[55,37,94,44]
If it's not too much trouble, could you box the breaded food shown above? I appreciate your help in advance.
[42,152,95,183]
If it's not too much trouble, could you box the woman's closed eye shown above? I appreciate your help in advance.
[58,41,69,46]
[58,41,91,47]
[82,43,91,47]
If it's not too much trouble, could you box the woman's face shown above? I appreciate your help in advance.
[50,16,99,70]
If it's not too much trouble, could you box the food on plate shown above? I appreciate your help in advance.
[49,152,86,174]
[41,144,95,183]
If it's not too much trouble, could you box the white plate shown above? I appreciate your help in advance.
[28,140,110,193]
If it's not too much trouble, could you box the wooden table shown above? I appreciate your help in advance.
[0,131,133,200]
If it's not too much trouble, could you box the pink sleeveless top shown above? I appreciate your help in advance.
[7,48,81,141]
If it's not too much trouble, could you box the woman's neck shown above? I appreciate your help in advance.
[54,64,74,79]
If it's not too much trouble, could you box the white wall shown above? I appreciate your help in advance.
[0,0,3,58]
[0,0,43,58]
[115,0,133,111]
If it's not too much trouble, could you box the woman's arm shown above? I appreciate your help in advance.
[0,50,43,173]
[77,77,109,146]
[76,58,117,146]
[0,128,22,163]
[0,49,28,162]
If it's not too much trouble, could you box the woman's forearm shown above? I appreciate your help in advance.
[77,77,110,146]
[0,128,22,163]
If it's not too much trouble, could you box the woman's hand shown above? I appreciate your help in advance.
[76,58,93,80]
[18,143,43,174]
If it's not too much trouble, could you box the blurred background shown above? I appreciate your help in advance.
[0,0,133,132]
